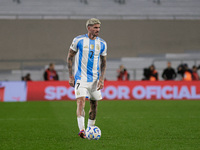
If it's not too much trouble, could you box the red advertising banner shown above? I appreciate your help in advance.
[27,81,75,101]
[27,81,200,101]
[103,81,200,100]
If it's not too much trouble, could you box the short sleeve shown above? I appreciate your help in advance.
[100,41,107,56]
[70,37,79,52]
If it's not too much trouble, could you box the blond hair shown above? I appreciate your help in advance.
[86,18,101,29]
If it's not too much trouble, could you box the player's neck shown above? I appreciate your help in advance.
[88,33,96,40]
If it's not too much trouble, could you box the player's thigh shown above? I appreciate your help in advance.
[75,80,88,98]
[87,81,102,100]
[90,90,102,100]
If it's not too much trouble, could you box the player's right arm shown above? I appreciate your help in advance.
[67,48,77,87]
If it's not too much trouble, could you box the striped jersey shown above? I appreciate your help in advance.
[70,34,107,82]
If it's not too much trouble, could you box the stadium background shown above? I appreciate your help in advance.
[0,0,200,101]
[0,1,200,149]
[0,0,200,81]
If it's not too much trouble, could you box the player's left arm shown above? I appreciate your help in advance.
[97,55,107,90]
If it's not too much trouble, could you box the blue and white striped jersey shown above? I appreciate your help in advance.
[70,34,107,82]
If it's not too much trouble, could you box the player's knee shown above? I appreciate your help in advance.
[89,111,96,120]
[90,100,98,108]
[77,98,85,107]
[78,101,84,107]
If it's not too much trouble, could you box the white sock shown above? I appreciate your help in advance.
[77,116,85,131]
[87,119,96,127]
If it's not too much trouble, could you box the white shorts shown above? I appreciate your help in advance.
[75,80,102,100]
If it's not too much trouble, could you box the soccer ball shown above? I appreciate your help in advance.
[86,126,101,140]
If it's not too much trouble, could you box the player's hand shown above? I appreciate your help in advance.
[69,76,75,87]
[97,78,104,91]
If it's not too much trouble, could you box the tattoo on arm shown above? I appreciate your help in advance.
[100,56,107,79]
[67,49,77,76]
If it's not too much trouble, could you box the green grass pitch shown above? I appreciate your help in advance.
[0,100,200,150]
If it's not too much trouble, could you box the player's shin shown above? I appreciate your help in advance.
[77,98,86,131]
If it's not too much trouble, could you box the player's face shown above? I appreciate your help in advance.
[88,24,100,37]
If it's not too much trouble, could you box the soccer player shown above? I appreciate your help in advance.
[67,18,107,139]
